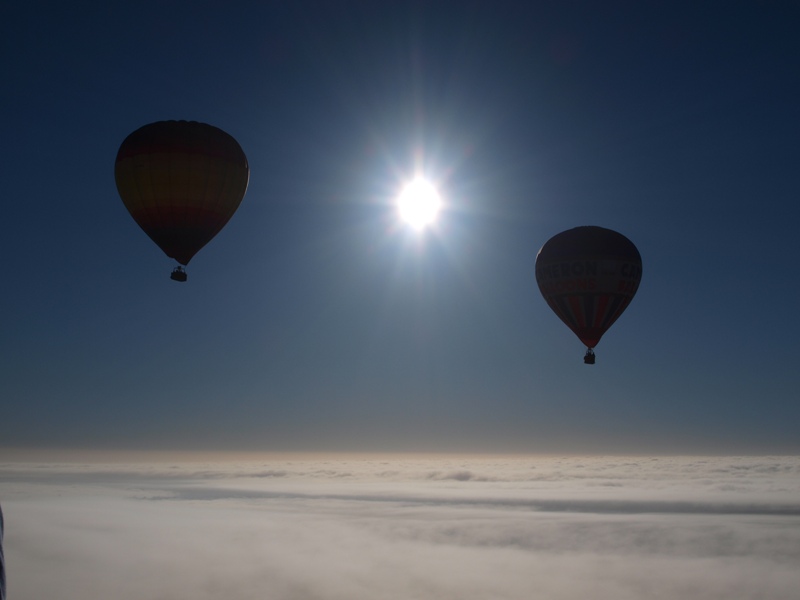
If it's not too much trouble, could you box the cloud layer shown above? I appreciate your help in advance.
[2,454,799,600]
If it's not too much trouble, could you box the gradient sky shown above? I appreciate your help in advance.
[2,0,799,454]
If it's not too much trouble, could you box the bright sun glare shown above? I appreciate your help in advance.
[396,178,442,230]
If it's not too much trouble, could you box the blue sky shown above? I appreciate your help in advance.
[2,0,799,454]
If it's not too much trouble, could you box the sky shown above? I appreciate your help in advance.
[2,0,800,455]
[2,455,800,600]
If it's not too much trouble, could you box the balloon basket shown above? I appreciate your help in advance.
[170,266,187,282]
[583,349,595,365]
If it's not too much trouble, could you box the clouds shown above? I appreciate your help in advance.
[2,454,799,600]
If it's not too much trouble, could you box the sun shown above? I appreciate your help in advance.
[396,177,442,230]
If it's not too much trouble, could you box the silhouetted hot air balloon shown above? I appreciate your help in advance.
[115,120,249,281]
[535,226,642,364]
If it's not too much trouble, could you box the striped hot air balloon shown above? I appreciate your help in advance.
[535,226,642,363]
[115,120,249,281]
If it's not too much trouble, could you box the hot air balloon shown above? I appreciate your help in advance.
[115,120,249,281]
[535,226,642,364]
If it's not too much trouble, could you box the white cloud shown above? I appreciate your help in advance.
[1,455,799,600]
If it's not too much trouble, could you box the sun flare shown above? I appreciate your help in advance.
[396,178,442,230]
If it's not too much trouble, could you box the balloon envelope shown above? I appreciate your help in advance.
[115,120,249,266]
[535,226,642,349]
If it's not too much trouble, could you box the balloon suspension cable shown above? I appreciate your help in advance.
[583,348,596,365]
[170,265,187,282]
